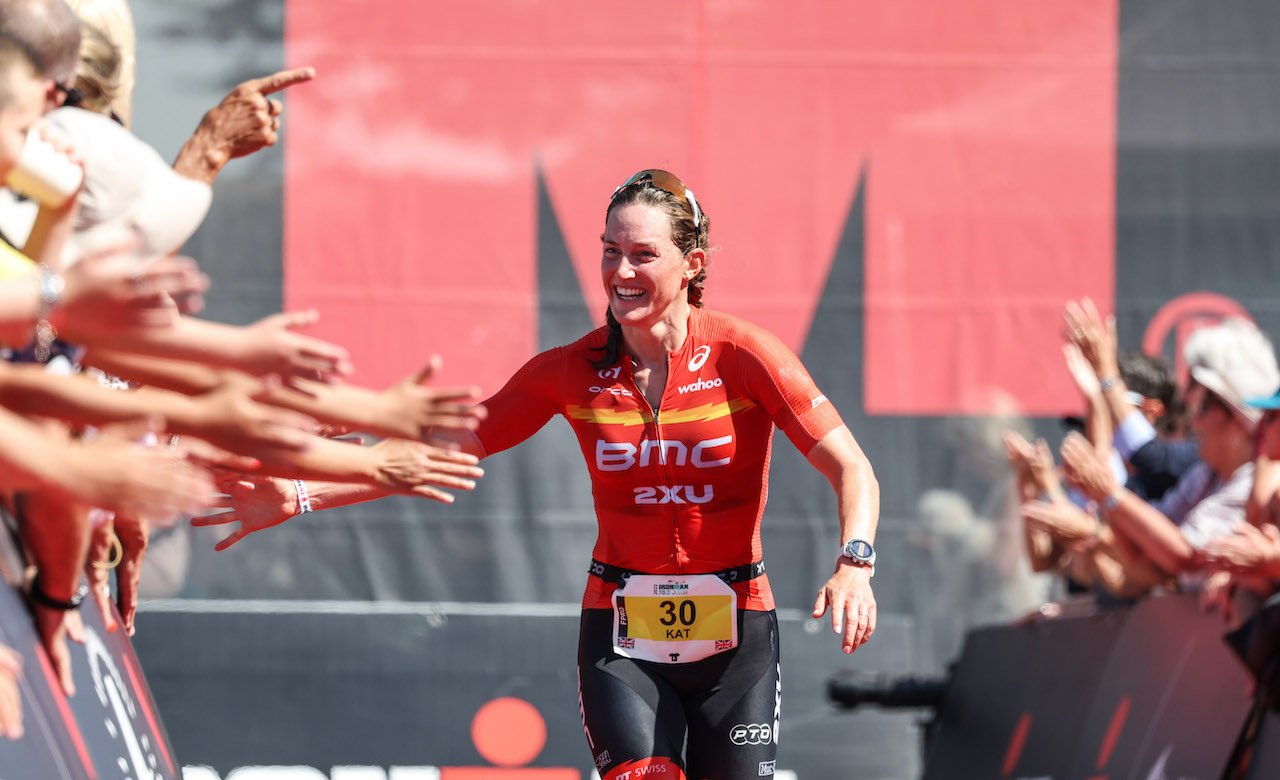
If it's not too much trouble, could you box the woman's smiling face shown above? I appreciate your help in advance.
[601,203,701,329]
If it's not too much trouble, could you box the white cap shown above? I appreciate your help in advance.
[1192,363,1280,429]
[44,107,212,266]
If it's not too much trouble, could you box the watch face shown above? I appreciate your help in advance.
[845,540,873,559]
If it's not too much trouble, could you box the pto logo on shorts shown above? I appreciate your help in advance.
[730,723,773,745]
[758,760,776,776]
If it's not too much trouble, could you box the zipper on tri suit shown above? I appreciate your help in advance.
[627,354,683,569]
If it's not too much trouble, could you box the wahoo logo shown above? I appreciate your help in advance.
[677,376,724,394]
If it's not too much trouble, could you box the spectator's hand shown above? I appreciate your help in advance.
[177,434,263,475]
[111,513,148,636]
[84,515,119,634]
[1004,431,1062,499]
[188,376,318,456]
[60,417,216,521]
[1063,297,1120,380]
[376,356,486,440]
[1200,570,1237,623]
[1201,522,1280,575]
[1060,431,1119,503]
[812,562,875,654]
[31,605,74,696]
[1063,342,1101,399]
[175,67,316,184]
[1021,499,1098,546]
[369,438,484,501]
[0,643,21,740]
[191,475,297,551]
[58,250,209,341]
[1004,431,1037,501]
[238,310,353,383]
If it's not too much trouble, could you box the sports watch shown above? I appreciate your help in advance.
[840,539,876,576]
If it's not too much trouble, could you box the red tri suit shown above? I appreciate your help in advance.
[473,307,844,612]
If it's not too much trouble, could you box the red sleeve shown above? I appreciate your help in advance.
[472,346,566,457]
[736,326,844,455]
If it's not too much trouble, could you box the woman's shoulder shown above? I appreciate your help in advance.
[522,325,611,369]
[695,308,788,353]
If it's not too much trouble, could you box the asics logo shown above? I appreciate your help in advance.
[688,345,712,371]
[677,376,723,395]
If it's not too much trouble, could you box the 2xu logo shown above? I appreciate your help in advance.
[634,485,713,504]
[730,722,774,746]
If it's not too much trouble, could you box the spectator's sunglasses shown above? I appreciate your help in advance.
[52,80,85,108]
[611,169,702,231]
[1190,392,1231,419]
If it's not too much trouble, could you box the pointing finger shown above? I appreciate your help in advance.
[246,66,316,96]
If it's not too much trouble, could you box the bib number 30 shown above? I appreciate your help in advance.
[612,574,738,664]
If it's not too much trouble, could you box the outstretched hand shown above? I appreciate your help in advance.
[241,310,354,383]
[370,438,485,502]
[191,474,298,551]
[379,356,487,440]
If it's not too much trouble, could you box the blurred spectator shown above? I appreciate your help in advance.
[1064,298,1199,503]
[1058,318,1279,598]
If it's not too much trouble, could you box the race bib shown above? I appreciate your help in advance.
[612,574,737,664]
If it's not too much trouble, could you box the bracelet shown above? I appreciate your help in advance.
[33,264,64,363]
[1099,375,1121,392]
[293,479,312,515]
[90,532,124,570]
[1102,489,1123,514]
[28,577,89,611]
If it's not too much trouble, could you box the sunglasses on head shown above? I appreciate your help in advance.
[611,169,702,231]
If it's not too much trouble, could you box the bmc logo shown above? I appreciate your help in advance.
[677,376,723,395]
[590,385,634,396]
[634,485,714,504]
[596,436,733,471]
[759,760,776,776]
[730,723,774,746]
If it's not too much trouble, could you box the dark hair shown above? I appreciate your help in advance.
[1119,350,1183,433]
[589,177,711,370]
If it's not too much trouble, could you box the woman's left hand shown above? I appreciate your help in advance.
[813,562,876,654]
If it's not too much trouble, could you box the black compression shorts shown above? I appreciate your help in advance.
[577,608,781,780]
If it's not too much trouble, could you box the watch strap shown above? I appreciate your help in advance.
[29,578,89,611]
